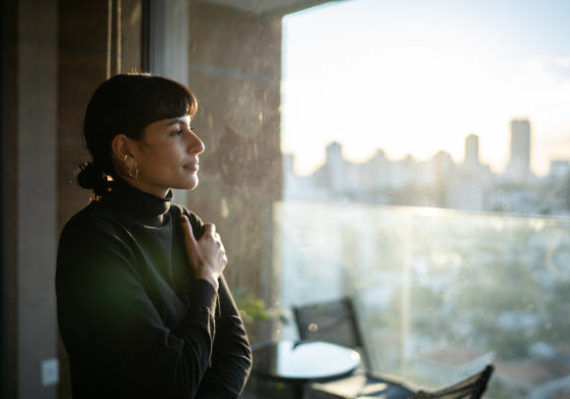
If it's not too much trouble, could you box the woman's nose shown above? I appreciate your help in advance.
[189,132,205,155]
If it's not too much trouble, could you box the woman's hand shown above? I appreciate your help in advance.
[181,215,228,291]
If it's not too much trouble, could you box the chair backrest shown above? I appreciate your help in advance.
[414,364,494,399]
[293,297,374,371]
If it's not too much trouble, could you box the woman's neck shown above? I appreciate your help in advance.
[116,174,170,199]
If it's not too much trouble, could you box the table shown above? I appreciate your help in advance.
[252,340,361,398]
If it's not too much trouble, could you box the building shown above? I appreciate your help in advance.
[465,134,480,167]
[506,119,532,180]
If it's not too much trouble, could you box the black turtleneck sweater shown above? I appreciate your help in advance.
[56,180,252,398]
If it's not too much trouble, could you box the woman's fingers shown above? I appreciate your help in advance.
[181,215,197,249]
[214,233,227,268]
[203,223,215,236]
[181,217,227,274]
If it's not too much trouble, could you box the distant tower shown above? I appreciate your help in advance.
[507,119,531,177]
[325,141,344,191]
[326,141,343,164]
[465,134,480,166]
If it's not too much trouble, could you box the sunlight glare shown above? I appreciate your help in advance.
[282,0,570,177]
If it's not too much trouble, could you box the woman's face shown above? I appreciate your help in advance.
[131,115,205,197]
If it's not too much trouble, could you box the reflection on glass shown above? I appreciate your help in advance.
[274,201,570,397]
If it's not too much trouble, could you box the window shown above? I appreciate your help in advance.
[276,1,570,397]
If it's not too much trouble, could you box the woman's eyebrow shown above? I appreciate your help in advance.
[166,117,189,126]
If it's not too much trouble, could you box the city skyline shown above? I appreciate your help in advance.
[282,0,570,177]
[284,115,570,215]
[285,118,564,178]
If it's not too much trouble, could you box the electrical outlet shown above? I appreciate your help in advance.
[41,358,59,386]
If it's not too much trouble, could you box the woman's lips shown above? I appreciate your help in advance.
[184,162,199,172]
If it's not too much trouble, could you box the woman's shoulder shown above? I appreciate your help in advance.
[170,203,205,238]
[58,201,136,265]
[170,203,204,226]
[60,200,124,239]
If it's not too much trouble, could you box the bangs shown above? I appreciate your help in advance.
[138,76,198,127]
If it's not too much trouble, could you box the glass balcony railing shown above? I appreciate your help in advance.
[272,201,570,398]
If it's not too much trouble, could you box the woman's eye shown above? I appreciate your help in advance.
[171,130,183,137]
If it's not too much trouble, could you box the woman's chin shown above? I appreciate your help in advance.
[184,176,199,190]
[169,174,199,191]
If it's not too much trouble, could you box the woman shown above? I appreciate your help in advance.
[56,73,252,398]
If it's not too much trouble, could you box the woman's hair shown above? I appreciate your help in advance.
[77,73,198,196]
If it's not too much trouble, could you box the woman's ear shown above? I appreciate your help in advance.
[111,134,135,162]
[110,135,139,180]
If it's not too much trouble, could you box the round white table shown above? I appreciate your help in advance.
[252,340,361,397]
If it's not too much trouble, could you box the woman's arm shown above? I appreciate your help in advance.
[56,217,217,398]
[183,210,253,397]
[195,275,253,398]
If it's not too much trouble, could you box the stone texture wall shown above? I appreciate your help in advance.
[186,4,283,324]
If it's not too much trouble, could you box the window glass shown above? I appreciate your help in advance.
[274,1,570,397]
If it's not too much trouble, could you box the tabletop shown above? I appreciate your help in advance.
[252,340,361,383]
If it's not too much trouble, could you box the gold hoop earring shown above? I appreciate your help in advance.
[128,165,139,180]
[122,154,138,180]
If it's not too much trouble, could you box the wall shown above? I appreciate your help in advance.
[186,4,283,322]
[3,0,19,396]
[5,0,59,397]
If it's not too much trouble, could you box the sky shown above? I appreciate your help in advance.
[281,0,570,176]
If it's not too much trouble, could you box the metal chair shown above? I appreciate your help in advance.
[293,297,415,398]
[305,365,494,398]
[293,297,494,399]
[414,364,494,398]
[293,297,374,369]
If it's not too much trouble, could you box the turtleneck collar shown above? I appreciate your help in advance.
[101,178,173,226]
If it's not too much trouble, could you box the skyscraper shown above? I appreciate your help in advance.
[465,134,480,166]
[507,119,531,178]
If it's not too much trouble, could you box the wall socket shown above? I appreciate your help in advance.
[41,358,59,386]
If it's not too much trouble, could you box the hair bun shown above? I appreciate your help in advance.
[77,162,111,196]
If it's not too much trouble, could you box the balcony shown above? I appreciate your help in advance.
[270,201,570,398]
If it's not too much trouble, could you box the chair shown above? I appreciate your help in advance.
[293,297,415,398]
[293,297,494,399]
[414,364,494,399]
[293,297,372,367]
[306,365,494,398]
